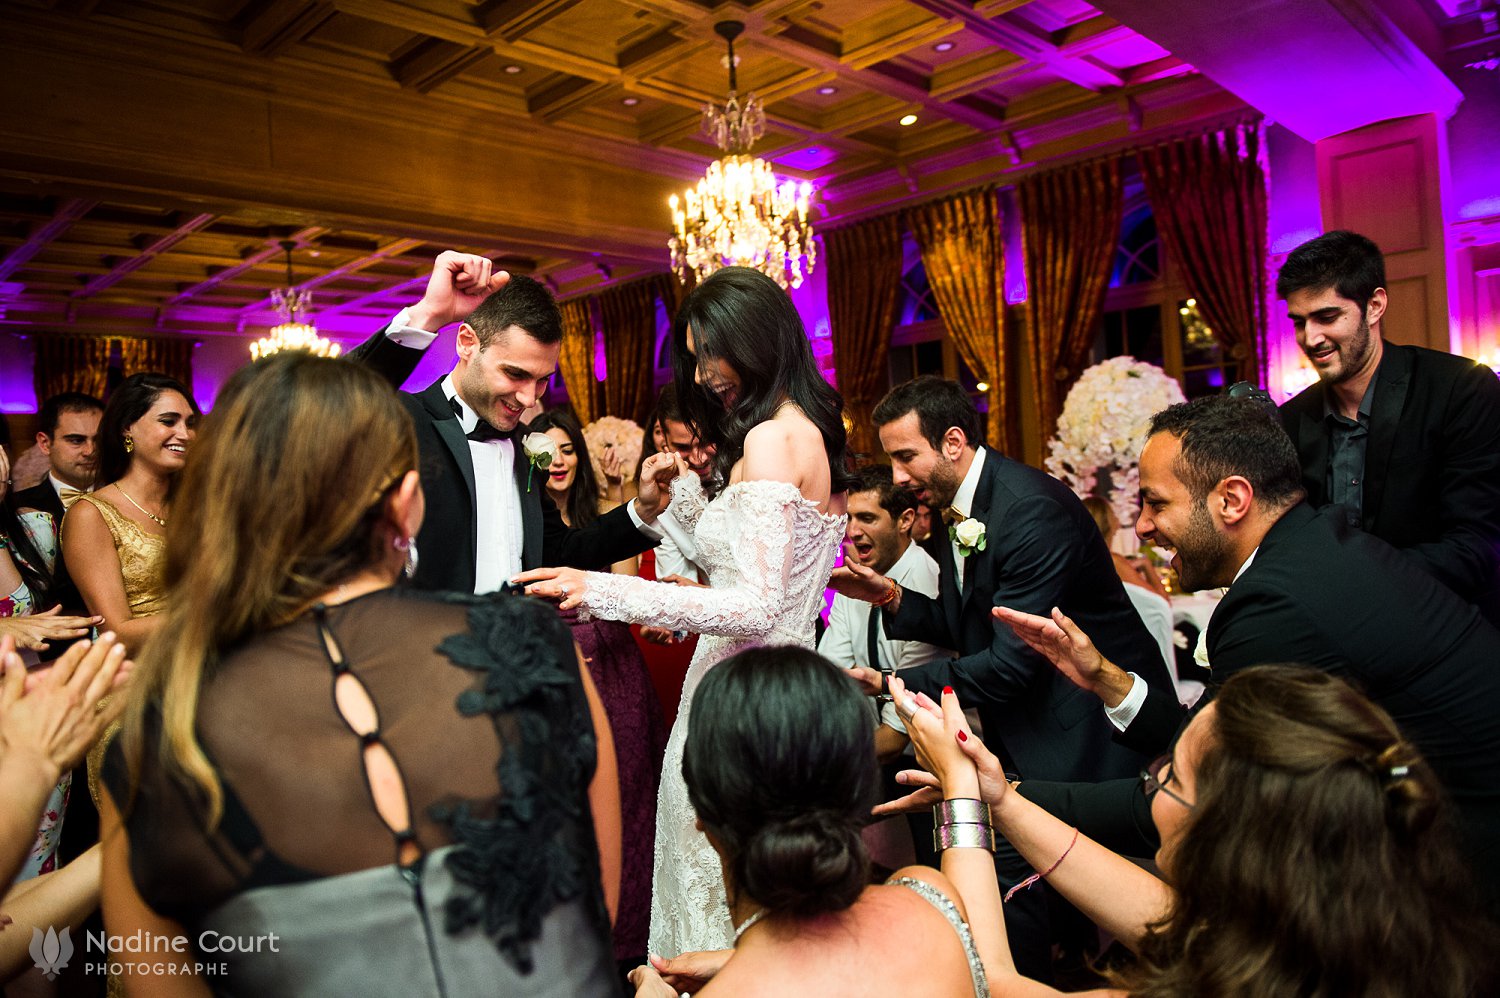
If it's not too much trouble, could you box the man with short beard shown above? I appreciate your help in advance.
[1277,230,1500,625]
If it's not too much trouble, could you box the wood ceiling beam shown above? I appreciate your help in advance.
[479,0,586,43]
[0,198,96,283]
[238,0,338,58]
[161,225,328,310]
[903,0,1125,91]
[236,236,426,315]
[393,39,492,93]
[73,213,217,299]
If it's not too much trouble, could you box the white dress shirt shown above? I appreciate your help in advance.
[819,541,949,736]
[948,447,988,590]
[442,374,525,593]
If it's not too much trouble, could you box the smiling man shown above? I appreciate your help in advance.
[350,251,667,593]
[1277,230,1500,625]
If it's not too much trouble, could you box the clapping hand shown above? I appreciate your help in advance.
[405,251,511,332]
[0,633,132,784]
[876,675,1012,814]
[993,606,1135,708]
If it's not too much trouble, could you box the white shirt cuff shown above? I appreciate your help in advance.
[627,499,663,539]
[1103,673,1146,732]
[385,306,440,349]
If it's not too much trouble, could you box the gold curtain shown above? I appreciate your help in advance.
[558,297,601,425]
[32,333,111,401]
[905,188,1013,454]
[119,335,194,390]
[824,213,903,457]
[597,276,667,426]
[1137,121,1268,383]
[1018,157,1124,457]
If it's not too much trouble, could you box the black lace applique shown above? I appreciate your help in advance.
[425,592,603,974]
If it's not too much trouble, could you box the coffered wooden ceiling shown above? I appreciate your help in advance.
[0,0,1245,338]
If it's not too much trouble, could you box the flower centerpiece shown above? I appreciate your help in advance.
[1045,356,1185,528]
[583,416,645,485]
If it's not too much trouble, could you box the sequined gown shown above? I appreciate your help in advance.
[578,476,845,956]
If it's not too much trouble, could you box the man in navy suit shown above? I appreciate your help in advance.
[350,252,667,593]
[832,376,1173,980]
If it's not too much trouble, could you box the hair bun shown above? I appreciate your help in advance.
[736,811,868,917]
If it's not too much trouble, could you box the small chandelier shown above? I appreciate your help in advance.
[668,20,816,290]
[250,241,341,360]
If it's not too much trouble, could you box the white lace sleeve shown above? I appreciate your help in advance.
[665,474,709,533]
[580,480,799,639]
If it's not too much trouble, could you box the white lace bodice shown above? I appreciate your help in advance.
[580,476,845,647]
[577,475,846,957]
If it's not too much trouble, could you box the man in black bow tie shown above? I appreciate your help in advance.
[351,252,670,593]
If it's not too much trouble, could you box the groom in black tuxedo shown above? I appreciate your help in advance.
[351,252,665,593]
[833,376,1173,980]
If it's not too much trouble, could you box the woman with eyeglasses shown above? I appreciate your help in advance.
[890,666,1498,996]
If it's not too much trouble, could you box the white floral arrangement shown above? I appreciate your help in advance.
[582,415,644,484]
[1045,356,1185,527]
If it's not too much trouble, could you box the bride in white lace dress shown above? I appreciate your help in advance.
[518,267,853,957]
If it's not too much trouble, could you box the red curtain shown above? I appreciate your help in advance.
[1138,120,1269,383]
[597,276,669,426]
[824,213,903,457]
[558,297,602,426]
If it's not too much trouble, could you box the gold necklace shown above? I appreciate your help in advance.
[115,486,167,527]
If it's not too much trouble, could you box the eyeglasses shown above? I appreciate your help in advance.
[1141,753,1194,810]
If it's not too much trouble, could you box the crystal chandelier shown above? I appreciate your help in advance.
[250,241,341,360]
[668,21,816,290]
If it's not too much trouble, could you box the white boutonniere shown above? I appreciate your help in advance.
[520,432,558,492]
[950,517,987,558]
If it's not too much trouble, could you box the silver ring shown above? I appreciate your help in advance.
[559,584,570,596]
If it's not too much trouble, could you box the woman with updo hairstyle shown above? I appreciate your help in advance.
[96,354,623,996]
[897,664,1499,997]
[630,646,992,997]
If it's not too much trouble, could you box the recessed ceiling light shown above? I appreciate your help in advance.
[622,97,640,106]
[934,41,956,52]
[817,85,837,95]
[503,64,523,74]
[899,113,919,126]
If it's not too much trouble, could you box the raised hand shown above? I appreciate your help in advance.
[634,452,686,523]
[0,632,131,783]
[993,605,1135,707]
[890,675,1012,809]
[405,251,511,332]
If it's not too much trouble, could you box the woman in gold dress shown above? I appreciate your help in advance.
[62,373,198,657]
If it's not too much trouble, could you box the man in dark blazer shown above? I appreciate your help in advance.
[832,376,1174,980]
[350,251,666,593]
[13,391,103,523]
[1275,230,1500,625]
[1007,396,1500,905]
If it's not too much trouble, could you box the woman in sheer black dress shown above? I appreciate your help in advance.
[97,354,623,996]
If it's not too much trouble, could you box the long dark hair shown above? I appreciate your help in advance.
[1120,665,1498,997]
[97,373,200,487]
[683,646,877,917]
[0,420,54,606]
[526,410,603,529]
[671,268,853,491]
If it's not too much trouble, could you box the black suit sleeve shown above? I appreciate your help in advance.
[889,494,1085,709]
[1116,679,1187,756]
[541,499,656,571]
[1017,777,1159,858]
[1404,364,1500,600]
[347,324,427,389]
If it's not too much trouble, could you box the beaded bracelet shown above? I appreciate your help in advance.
[933,822,997,852]
[871,576,900,608]
[933,798,992,826]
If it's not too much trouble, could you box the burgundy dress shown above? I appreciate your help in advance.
[560,607,667,962]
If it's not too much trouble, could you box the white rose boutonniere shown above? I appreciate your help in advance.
[520,432,558,492]
[950,517,987,558]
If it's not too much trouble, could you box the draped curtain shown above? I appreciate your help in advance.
[905,188,1013,454]
[1138,120,1269,383]
[558,297,602,426]
[597,276,668,426]
[33,334,111,401]
[824,213,903,457]
[119,336,194,390]
[1018,157,1124,457]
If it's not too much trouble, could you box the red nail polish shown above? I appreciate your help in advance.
[957,730,968,742]
[943,686,954,696]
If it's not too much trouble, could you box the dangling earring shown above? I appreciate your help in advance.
[393,535,418,579]
[123,434,134,454]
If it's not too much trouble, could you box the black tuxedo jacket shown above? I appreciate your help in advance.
[1039,503,1500,896]
[14,480,64,522]
[351,329,653,592]
[886,448,1175,783]
[1280,342,1500,624]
